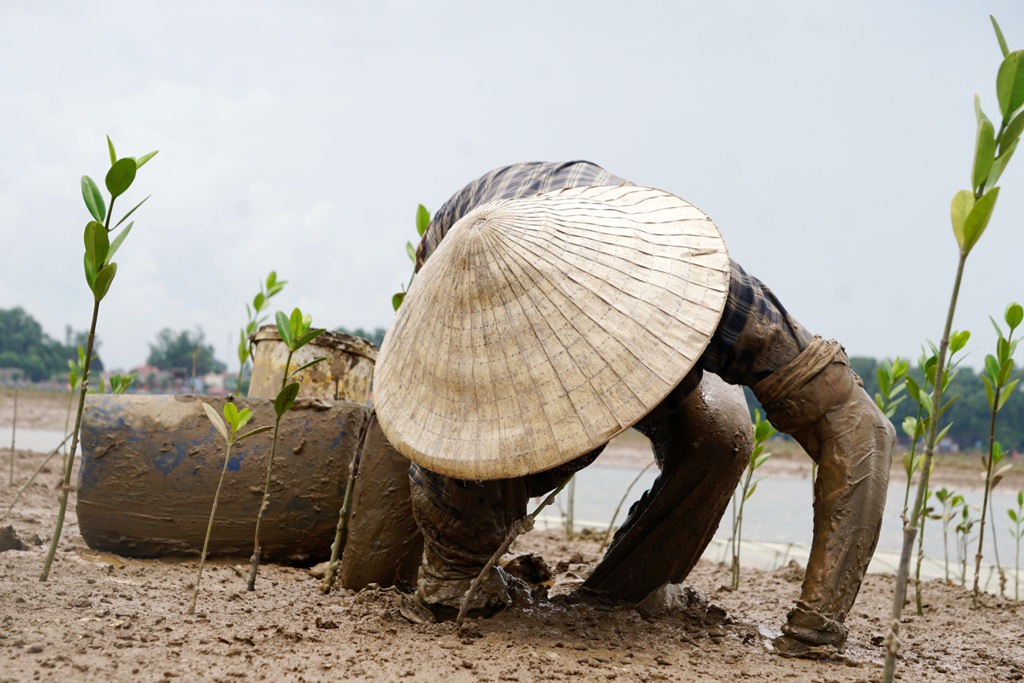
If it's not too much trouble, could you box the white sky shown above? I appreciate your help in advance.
[1,1,1022,372]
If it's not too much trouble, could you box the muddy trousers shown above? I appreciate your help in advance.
[409,371,754,612]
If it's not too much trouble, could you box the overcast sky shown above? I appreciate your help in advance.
[1,1,1022,374]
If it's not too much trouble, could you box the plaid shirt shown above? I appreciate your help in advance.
[415,160,808,391]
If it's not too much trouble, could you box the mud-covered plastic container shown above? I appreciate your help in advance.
[76,394,369,561]
[247,326,377,403]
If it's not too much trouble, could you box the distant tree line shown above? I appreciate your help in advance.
[0,307,102,381]
[145,327,225,376]
[335,326,387,350]
[850,357,1024,452]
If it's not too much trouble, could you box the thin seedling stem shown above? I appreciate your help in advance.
[600,461,654,552]
[456,476,572,628]
[7,389,17,487]
[974,402,1001,605]
[320,414,372,594]
[188,437,236,615]
[3,431,73,521]
[40,300,100,581]
[883,252,966,682]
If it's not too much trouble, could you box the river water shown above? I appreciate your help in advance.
[537,461,1023,587]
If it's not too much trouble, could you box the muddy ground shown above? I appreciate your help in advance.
[1,390,1023,682]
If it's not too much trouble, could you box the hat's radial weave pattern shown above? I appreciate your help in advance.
[375,185,730,480]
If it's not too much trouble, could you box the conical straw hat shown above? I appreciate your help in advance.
[375,184,730,480]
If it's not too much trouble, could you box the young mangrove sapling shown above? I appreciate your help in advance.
[729,409,774,590]
[972,302,1021,603]
[39,137,157,582]
[247,308,325,591]
[236,272,286,394]
[883,18,1023,678]
[1008,490,1024,600]
[190,402,270,614]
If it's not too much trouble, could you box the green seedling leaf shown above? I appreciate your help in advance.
[105,157,137,199]
[935,422,953,445]
[92,262,117,301]
[950,189,975,250]
[406,241,416,263]
[998,379,1019,410]
[416,204,430,236]
[901,416,918,440]
[275,381,301,418]
[203,402,229,441]
[984,375,995,408]
[1000,111,1024,153]
[1006,303,1023,330]
[961,186,1000,254]
[106,136,117,165]
[392,291,406,311]
[992,15,1010,58]
[985,353,1000,380]
[975,94,992,127]
[973,117,996,189]
[744,481,759,501]
[83,220,109,268]
[950,330,971,353]
[997,51,1024,119]
[293,329,325,350]
[288,308,304,341]
[81,252,95,287]
[988,139,1018,188]
[937,394,959,419]
[254,292,265,312]
[81,176,106,223]
[113,195,149,229]
[107,222,133,261]
[135,150,158,168]
[288,357,327,379]
[235,425,272,443]
[275,311,294,347]
[998,357,1014,385]
[237,331,249,364]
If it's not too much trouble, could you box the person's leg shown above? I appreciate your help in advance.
[583,371,752,602]
[705,261,894,653]
[753,338,894,652]
[410,465,529,616]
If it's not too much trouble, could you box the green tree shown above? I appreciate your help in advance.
[146,327,226,375]
[335,326,387,349]
[0,307,102,380]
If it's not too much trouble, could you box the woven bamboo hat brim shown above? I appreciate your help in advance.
[374,184,730,480]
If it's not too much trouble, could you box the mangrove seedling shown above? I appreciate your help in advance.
[883,17,1023,679]
[392,204,430,311]
[40,137,157,582]
[874,356,909,419]
[1008,490,1024,600]
[956,503,979,587]
[973,302,1021,603]
[730,409,775,590]
[935,487,966,584]
[236,271,286,393]
[247,307,325,591]
[189,402,270,614]
[7,389,16,487]
[64,349,85,458]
